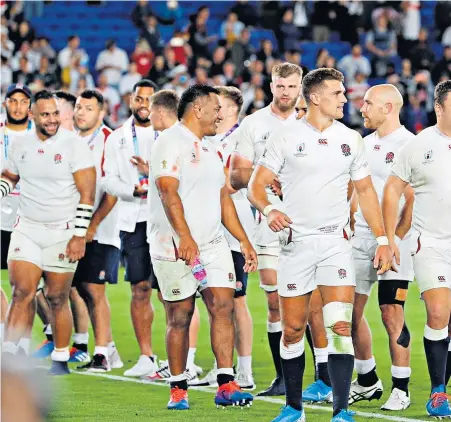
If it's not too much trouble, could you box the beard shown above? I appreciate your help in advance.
[274,96,297,113]
[6,110,29,126]
[37,122,60,138]
[132,109,150,124]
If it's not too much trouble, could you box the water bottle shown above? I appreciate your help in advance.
[191,256,207,286]
[138,175,148,199]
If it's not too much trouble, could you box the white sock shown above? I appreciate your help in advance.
[237,355,252,375]
[216,367,234,376]
[51,347,70,362]
[73,332,89,345]
[170,372,187,383]
[94,346,109,358]
[44,324,53,335]
[0,323,4,341]
[355,356,376,374]
[2,341,18,354]
[17,337,31,355]
[107,341,116,355]
[187,347,196,368]
[391,365,411,379]
[314,347,328,365]
[267,321,282,333]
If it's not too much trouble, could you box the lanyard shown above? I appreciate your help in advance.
[220,123,239,143]
[4,120,32,159]
[131,119,158,156]
[86,126,102,148]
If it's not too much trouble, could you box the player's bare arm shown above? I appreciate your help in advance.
[395,184,414,240]
[67,166,96,262]
[0,169,20,197]
[156,176,199,265]
[382,174,408,266]
[220,182,257,273]
[349,188,358,233]
[223,166,237,195]
[353,175,392,274]
[247,164,292,233]
[229,153,254,191]
[86,193,118,242]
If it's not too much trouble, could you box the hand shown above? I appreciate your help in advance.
[390,235,401,267]
[267,209,292,232]
[240,240,258,273]
[130,156,149,175]
[86,223,98,243]
[178,234,199,266]
[66,236,86,263]
[374,244,396,275]
[133,184,148,197]
[269,177,282,198]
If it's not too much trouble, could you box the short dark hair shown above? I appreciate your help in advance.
[302,68,344,104]
[434,80,451,107]
[215,86,243,112]
[79,90,104,108]
[133,79,159,93]
[31,89,57,105]
[54,90,77,108]
[150,90,179,115]
[177,84,219,120]
[68,35,78,43]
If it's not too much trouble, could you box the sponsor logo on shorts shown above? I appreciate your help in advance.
[338,268,347,279]
[341,144,351,157]
[373,144,381,151]
[236,281,243,291]
[287,283,297,291]
[438,276,446,282]
[99,271,106,281]
[37,149,44,154]
[58,253,65,262]
[385,152,394,164]
[294,143,307,157]
[318,138,328,146]
[54,153,62,164]
[172,288,181,296]
[228,272,235,282]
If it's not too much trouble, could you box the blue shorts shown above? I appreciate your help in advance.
[120,222,157,285]
[73,240,120,285]
[232,251,248,298]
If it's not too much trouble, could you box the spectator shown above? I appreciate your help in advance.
[209,46,227,77]
[399,58,414,102]
[187,6,216,61]
[33,55,57,89]
[230,0,257,27]
[1,56,13,92]
[1,28,15,60]
[337,44,371,83]
[57,35,88,70]
[324,55,337,69]
[257,39,278,65]
[193,66,211,85]
[12,56,33,85]
[410,28,436,72]
[114,92,133,128]
[163,47,179,74]
[260,1,282,32]
[220,12,245,46]
[95,39,129,87]
[163,68,191,97]
[347,71,370,129]
[292,0,311,39]
[131,0,154,30]
[311,1,334,42]
[241,71,264,114]
[442,26,451,46]
[405,94,428,134]
[38,37,56,63]
[277,8,301,52]
[366,15,397,77]
[161,1,183,31]
[316,48,329,68]
[96,72,120,113]
[120,62,142,96]
[11,42,36,71]
[69,57,94,93]
[285,49,309,75]
[222,61,240,86]
[432,45,451,84]
[148,55,169,87]
[400,0,421,56]
[131,39,154,77]
[5,1,24,29]
[229,28,253,77]
[435,1,451,40]
[140,14,163,54]
[245,86,267,115]
[10,20,35,53]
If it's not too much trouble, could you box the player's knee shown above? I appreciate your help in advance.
[282,324,305,345]
[46,291,69,310]
[323,301,354,355]
[131,282,151,301]
[208,296,234,319]
[267,292,280,313]
[11,286,35,304]
[380,304,402,333]
[167,304,194,330]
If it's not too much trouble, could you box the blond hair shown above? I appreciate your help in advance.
[272,62,303,80]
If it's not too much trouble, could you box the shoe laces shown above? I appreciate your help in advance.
[170,387,187,402]
[431,392,451,408]
[218,380,241,394]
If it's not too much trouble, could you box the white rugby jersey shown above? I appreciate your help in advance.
[78,125,119,248]
[5,127,94,224]
[391,125,451,246]
[208,128,254,253]
[258,117,370,239]
[354,126,414,237]
[148,122,225,261]
[0,120,33,231]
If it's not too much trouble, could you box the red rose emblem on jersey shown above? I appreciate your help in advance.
[341,144,351,157]
[385,152,394,164]
[338,268,347,279]
[54,153,62,164]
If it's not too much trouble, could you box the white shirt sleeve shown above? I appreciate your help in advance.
[350,132,370,181]
[257,133,285,175]
[4,141,19,176]
[95,51,106,71]
[102,133,135,201]
[150,138,182,181]
[233,120,255,163]
[70,138,95,173]
[119,50,129,72]
[391,142,412,183]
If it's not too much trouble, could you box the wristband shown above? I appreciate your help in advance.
[263,204,277,217]
[74,204,94,237]
[0,178,13,198]
[376,236,389,246]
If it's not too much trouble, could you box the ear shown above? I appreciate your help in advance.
[193,103,202,119]
[270,81,274,96]
[28,108,34,121]
[309,92,320,106]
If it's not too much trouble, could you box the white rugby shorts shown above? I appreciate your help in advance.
[152,236,236,302]
[254,210,279,270]
[8,216,78,273]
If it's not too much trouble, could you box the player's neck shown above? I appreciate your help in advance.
[305,110,334,132]
[78,121,103,137]
[180,118,203,140]
[376,119,402,139]
[134,118,152,128]
[270,102,294,120]
[35,128,52,142]
[437,121,451,138]
[217,116,238,134]
[6,120,29,132]
[163,116,177,130]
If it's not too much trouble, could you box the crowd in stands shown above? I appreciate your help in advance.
[1,0,451,134]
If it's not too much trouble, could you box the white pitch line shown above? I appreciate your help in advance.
[72,370,428,422]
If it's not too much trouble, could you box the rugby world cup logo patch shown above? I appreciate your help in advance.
[294,143,306,157]
[385,152,394,164]
[341,144,351,157]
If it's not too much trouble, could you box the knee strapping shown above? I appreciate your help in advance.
[397,322,411,348]
[260,283,278,293]
[280,337,305,360]
[323,301,354,355]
